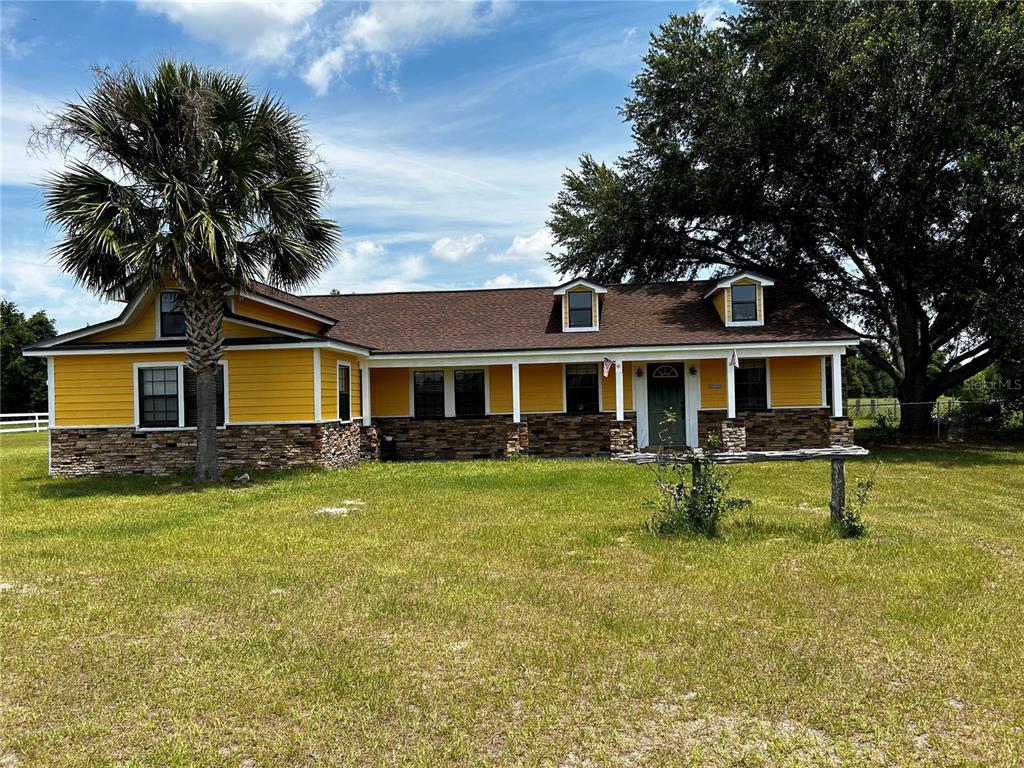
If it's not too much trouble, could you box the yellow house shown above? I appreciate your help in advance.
[25,273,859,475]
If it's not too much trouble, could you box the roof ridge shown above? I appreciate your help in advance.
[300,278,715,299]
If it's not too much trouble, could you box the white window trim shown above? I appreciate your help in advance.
[337,361,353,422]
[563,291,600,333]
[132,360,228,430]
[155,291,187,341]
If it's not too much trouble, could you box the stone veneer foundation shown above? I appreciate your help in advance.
[374,413,638,461]
[49,422,376,477]
[49,409,850,475]
[697,409,854,451]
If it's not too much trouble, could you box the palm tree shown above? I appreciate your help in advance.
[36,60,340,481]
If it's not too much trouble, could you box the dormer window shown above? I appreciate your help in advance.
[568,291,593,328]
[159,292,186,337]
[553,278,607,332]
[703,272,773,327]
[730,284,757,321]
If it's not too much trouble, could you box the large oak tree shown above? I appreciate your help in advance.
[549,1,1024,435]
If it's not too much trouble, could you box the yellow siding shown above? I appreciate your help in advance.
[224,348,314,422]
[90,296,158,342]
[85,291,314,344]
[489,365,513,413]
[54,352,184,426]
[222,319,289,339]
[233,296,324,334]
[600,362,634,411]
[321,350,362,420]
[520,363,563,413]
[770,356,822,407]
[712,290,727,322]
[701,359,727,409]
[371,367,410,417]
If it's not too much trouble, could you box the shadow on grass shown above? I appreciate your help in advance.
[725,515,836,544]
[635,515,835,547]
[31,467,278,500]
[15,503,231,542]
[860,443,1024,469]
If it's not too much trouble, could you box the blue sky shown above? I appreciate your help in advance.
[1,0,726,332]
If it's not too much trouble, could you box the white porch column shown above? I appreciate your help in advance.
[614,360,624,421]
[443,367,456,418]
[726,354,737,419]
[361,366,372,426]
[831,352,843,417]
[511,362,521,423]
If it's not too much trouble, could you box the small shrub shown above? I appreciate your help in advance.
[646,435,751,538]
[873,411,896,431]
[835,462,880,538]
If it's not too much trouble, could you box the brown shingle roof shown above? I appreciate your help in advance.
[283,281,855,355]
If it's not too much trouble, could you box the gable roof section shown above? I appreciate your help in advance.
[552,278,608,295]
[302,281,856,355]
[702,271,775,298]
[25,286,372,354]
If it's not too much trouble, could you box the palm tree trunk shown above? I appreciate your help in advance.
[185,291,225,482]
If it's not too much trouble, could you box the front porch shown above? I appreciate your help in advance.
[358,346,854,460]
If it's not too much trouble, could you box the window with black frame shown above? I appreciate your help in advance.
[454,369,485,417]
[823,358,833,409]
[414,370,445,419]
[735,359,768,410]
[567,291,594,328]
[139,367,180,427]
[160,292,186,337]
[183,367,226,427]
[565,364,599,414]
[338,365,351,421]
[730,284,757,322]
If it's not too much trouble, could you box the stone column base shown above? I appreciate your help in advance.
[359,424,380,461]
[610,419,636,455]
[720,421,747,452]
[829,417,854,446]
[505,421,529,457]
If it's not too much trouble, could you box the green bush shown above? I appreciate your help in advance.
[646,436,751,538]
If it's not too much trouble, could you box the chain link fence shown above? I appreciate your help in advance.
[848,398,1024,442]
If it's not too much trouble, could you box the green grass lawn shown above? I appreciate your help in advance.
[2,433,1023,767]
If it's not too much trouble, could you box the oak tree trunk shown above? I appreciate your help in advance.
[185,291,225,482]
[896,372,935,438]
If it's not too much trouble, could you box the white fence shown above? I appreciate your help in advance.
[0,412,49,433]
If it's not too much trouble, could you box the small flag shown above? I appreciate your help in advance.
[730,348,740,368]
[603,357,614,377]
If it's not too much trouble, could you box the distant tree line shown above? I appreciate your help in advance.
[1,301,56,413]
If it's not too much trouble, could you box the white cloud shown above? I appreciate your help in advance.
[1,5,38,59]
[137,0,322,60]
[311,239,434,294]
[0,248,120,332]
[486,228,563,285]
[697,2,728,31]
[484,272,528,289]
[430,234,485,262]
[0,85,67,187]
[304,0,513,95]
